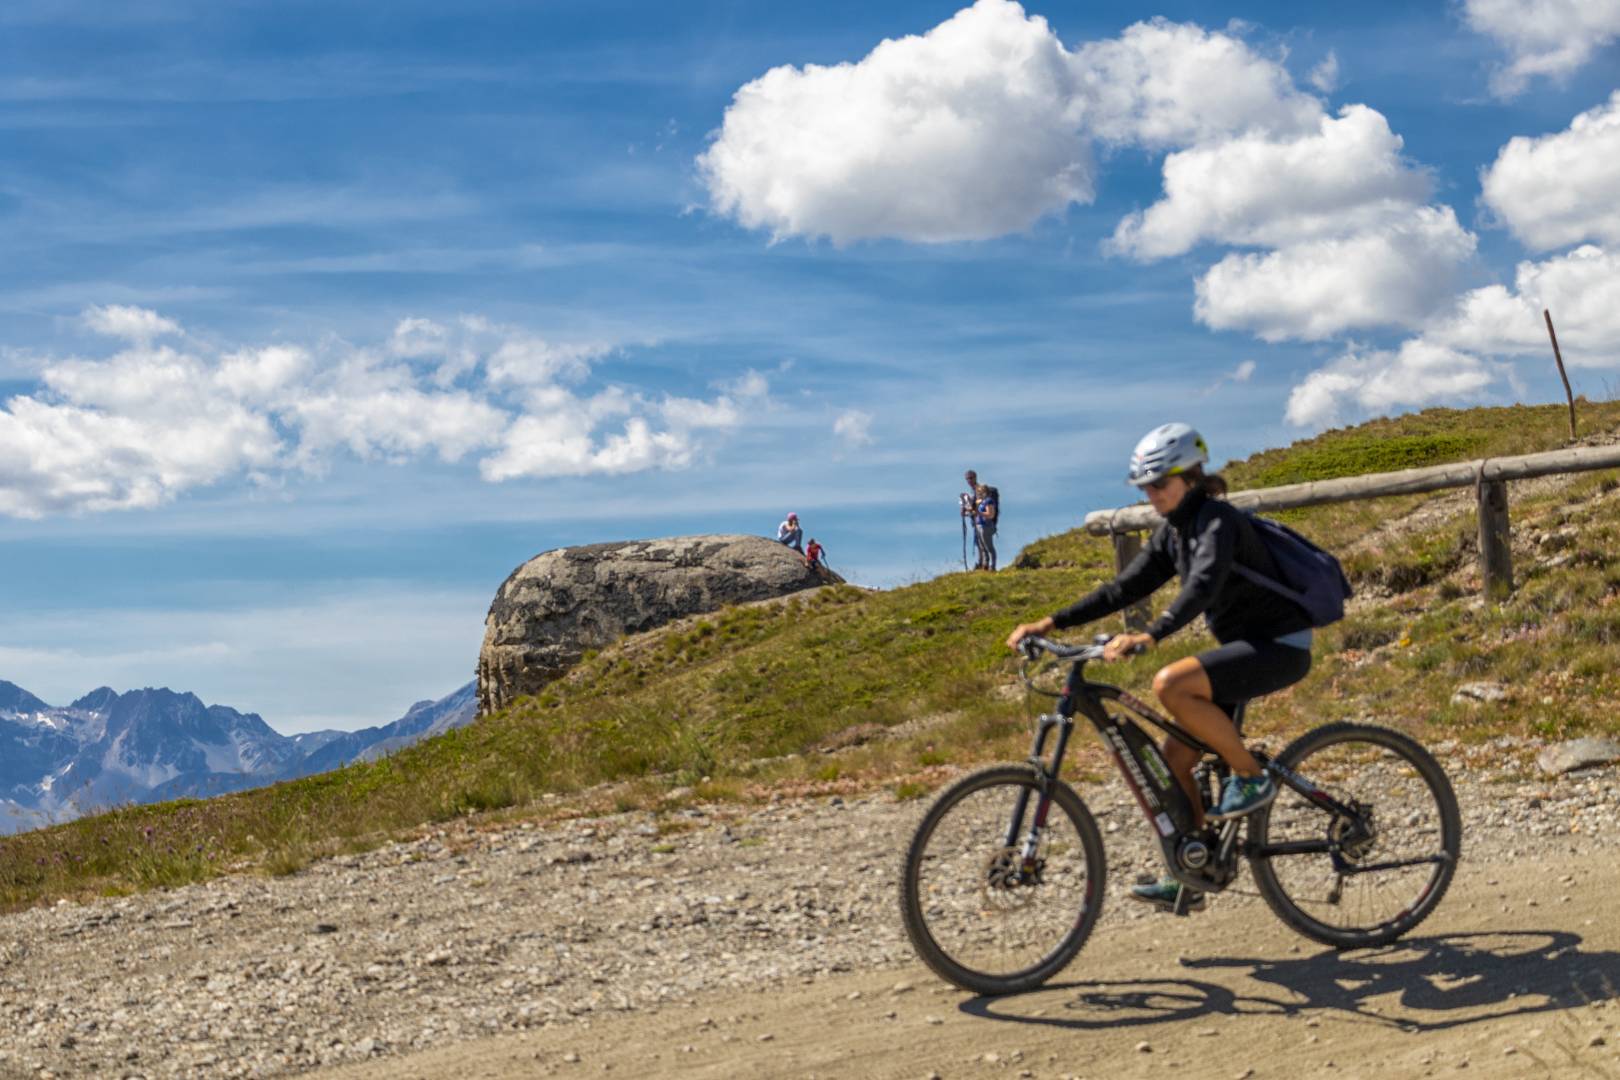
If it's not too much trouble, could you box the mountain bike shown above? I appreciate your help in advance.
[899,635,1462,995]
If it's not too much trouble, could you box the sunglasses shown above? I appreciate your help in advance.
[1144,476,1176,491]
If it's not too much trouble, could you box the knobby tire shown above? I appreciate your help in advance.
[1248,722,1461,949]
[899,765,1106,996]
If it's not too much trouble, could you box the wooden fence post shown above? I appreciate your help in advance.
[1112,532,1150,631]
[1477,479,1513,599]
[1544,309,1576,441]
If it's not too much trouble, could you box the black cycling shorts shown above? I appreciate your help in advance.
[1195,638,1311,726]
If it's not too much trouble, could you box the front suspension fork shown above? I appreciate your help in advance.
[1003,713,1074,864]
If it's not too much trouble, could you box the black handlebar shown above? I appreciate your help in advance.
[1019,635,1104,661]
[1018,634,1146,662]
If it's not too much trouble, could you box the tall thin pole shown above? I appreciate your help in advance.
[1544,308,1576,441]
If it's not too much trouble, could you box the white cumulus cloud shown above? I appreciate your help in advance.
[1481,91,1620,251]
[480,369,766,482]
[1429,245,1620,363]
[1284,245,1620,430]
[1285,93,1620,433]
[1285,340,1501,428]
[704,6,1476,346]
[0,314,762,517]
[697,0,1091,244]
[80,304,182,343]
[1195,207,1477,342]
[1071,17,1321,148]
[1110,105,1429,259]
[0,344,284,517]
[1463,0,1620,97]
[698,6,1338,246]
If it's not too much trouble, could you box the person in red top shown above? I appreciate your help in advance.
[805,538,825,568]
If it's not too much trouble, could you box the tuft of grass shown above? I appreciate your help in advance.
[893,780,933,801]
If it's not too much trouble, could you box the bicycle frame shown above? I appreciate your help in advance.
[1007,648,1390,898]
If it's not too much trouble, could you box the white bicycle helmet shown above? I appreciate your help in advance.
[1127,422,1209,487]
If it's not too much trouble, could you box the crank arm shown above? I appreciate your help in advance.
[1244,839,1332,859]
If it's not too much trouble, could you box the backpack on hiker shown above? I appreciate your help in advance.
[1228,510,1353,627]
[981,485,1000,522]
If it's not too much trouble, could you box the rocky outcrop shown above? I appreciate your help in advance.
[477,534,841,715]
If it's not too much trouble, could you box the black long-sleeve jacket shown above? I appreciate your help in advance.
[1052,488,1310,644]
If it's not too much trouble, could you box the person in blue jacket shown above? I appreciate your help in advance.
[975,483,999,571]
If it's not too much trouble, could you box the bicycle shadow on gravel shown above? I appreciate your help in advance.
[960,931,1620,1034]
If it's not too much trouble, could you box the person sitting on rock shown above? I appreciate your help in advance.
[805,538,825,569]
[776,512,803,553]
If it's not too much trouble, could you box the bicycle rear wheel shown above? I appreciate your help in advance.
[899,765,1106,995]
[1250,723,1461,949]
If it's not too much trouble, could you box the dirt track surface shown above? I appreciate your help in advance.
[3,751,1619,1079]
[325,850,1620,1080]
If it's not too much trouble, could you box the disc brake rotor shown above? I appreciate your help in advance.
[980,847,1043,909]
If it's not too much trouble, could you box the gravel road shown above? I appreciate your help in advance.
[2,738,1617,1079]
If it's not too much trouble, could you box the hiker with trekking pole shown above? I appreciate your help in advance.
[961,470,1001,571]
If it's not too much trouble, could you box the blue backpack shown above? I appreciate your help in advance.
[1228,510,1353,627]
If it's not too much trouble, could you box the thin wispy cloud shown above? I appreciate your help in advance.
[1200,359,1257,396]
[833,409,874,448]
[1308,50,1340,93]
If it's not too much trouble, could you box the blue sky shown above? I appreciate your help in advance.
[0,1,1616,731]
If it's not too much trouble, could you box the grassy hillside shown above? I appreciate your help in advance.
[1018,399,1620,572]
[4,400,1620,911]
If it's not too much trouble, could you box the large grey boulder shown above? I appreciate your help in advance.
[477,534,841,715]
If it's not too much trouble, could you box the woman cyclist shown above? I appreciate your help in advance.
[1006,423,1314,913]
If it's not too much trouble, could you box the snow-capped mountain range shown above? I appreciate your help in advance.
[0,680,476,834]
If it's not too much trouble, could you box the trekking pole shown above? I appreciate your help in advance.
[959,493,972,571]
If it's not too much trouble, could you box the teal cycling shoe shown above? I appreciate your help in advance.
[1129,877,1206,914]
[1209,773,1277,821]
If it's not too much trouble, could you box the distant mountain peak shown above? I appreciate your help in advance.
[0,680,51,715]
[2,679,478,834]
[69,687,118,712]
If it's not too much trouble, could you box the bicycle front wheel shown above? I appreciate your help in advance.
[1250,722,1461,949]
[899,765,1106,995]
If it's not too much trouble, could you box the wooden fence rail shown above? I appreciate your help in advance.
[1082,443,1620,627]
